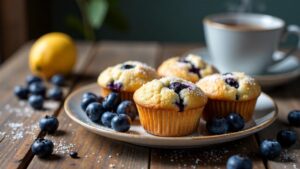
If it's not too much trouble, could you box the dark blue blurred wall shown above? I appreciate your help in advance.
[51,0,300,42]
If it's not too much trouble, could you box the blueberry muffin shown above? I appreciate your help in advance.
[97,61,158,101]
[133,77,207,136]
[157,54,218,83]
[196,72,261,122]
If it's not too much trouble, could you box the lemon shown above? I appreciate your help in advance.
[29,32,77,79]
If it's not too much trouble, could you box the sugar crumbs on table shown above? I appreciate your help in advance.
[109,164,115,168]
[108,155,112,158]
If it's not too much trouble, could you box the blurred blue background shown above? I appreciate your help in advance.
[50,0,300,42]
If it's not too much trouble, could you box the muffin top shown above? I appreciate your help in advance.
[98,61,158,92]
[196,72,261,101]
[157,54,218,83]
[133,77,207,112]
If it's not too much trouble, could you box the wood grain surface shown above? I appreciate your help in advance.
[0,41,299,169]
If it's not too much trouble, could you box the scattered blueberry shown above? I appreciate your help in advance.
[206,118,229,135]
[81,96,98,111]
[51,74,65,86]
[86,102,105,122]
[29,95,44,109]
[69,151,78,158]
[121,64,135,69]
[26,75,42,86]
[102,92,120,110]
[14,86,29,99]
[116,100,137,121]
[31,138,54,158]
[277,130,297,148]
[224,78,239,88]
[82,92,98,100]
[226,155,253,169]
[48,87,63,100]
[111,114,131,132]
[39,115,59,134]
[260,139,282,160]
[29,82,46,97]
[288,110,300,126]
[226,113,245,132]
[101,111,117,128]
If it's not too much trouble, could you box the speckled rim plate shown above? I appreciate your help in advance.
[64,83,278,148]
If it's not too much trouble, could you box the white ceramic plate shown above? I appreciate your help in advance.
[64,83,277,148]
[184,48,300,88]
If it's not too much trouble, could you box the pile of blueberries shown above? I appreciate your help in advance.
[81,92,137,132]
[14,74,65,109]
[206,112,245,135]
[226,110,300,169]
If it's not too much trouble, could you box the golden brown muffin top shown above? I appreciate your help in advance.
[98,61,158,92]
[134,77,207,111]
[157,54,218,83]
[196,72,261,101]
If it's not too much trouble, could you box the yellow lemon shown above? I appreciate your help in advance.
[29,32,77,79]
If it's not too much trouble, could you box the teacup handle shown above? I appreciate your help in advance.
[273,25,300,63]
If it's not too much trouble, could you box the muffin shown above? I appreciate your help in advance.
[196,72,261,122]
[157,54,218,83]
[97,61,158,101]
[133,77,207,136]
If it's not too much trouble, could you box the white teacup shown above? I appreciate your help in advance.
[204,13,300,75]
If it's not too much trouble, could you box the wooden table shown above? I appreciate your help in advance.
[0,41,299,169]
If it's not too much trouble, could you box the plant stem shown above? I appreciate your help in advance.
[76,0,96,41]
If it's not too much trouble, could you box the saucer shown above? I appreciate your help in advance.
[64,83,277,148]
[184,48,300,88]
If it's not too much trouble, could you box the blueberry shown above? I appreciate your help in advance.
[116,100,137,121]
[81,96,98,111]
[85,102,105,122]
[39,115,59,134]
[260,139,282,159]
[26,75,42,86]
[206,118,229,135]
[107,81,123,92]
[169,82,189,93]
[277,130,297,148]
[14,86,29,99]
[29,82,46,97]
[31,138,54,158]
[102,92,120,110]
[101,111,117,128]
[48,87,63,100]
[69,151,78,158]
[226,113,245,132]
[111,114,131,132]
[288,110,300,126]
[51,74,65,86]
[82,92,98,100]
[121,64,135,69]
[29,95,44,109]
[226,155,253,169]
[224,78,239,88]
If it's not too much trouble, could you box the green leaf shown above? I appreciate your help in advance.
[85,0,109,29]
[65,15,84,35]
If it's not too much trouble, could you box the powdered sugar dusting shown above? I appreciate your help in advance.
[4,122,38,142]
[53,139,76,155]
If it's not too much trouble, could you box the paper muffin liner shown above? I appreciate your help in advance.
[101,87,134,101]
[203,98,258,122]
[136,104,204,137]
